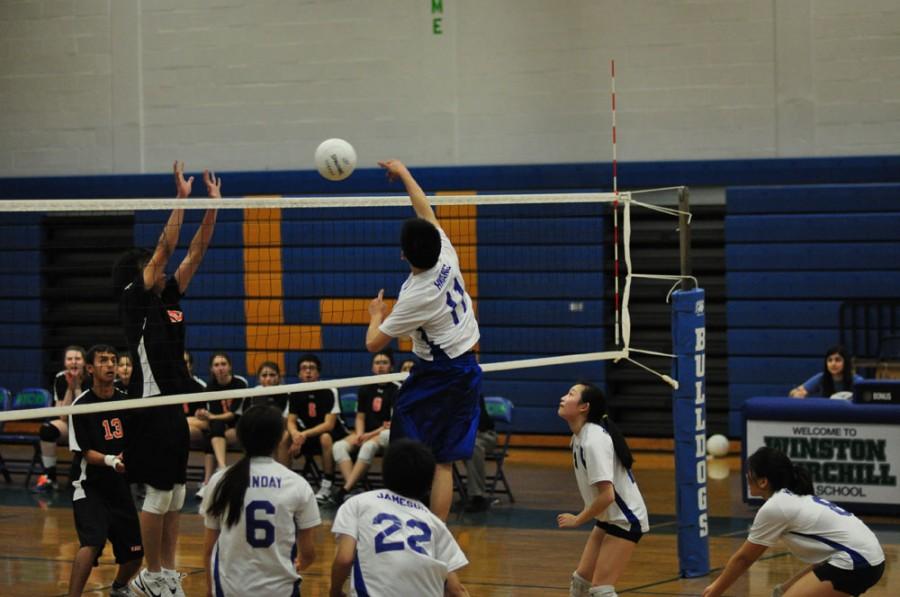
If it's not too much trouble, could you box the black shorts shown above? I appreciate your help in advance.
[813,561,884,596]
[595,520,644,544]
[125,404,189,490]
[298,426,347,457]
[73,485,143,564]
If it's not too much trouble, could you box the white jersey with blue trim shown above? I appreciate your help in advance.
[332,488,468,596]
[200,457,321,596]
[748,489,884,570]
[379,227,479,360]
[572,422,649,533]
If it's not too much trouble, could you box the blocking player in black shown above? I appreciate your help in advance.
[67,345,143,597]
[112,161,220,597]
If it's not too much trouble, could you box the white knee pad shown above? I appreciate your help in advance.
[570,572,591,597]
[358,438,384,463]
[143,484,186,514]
[333,439,354,464]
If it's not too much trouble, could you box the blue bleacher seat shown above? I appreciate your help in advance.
[0,388,52,485]
[339,393,358,430]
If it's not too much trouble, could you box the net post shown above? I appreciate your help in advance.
[678,186,692,290]
[671,287,710,578]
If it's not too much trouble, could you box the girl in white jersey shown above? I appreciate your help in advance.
[557,383,650,597]
[703,447,885,597]
[201,405,321,597]
[330,439,470,597]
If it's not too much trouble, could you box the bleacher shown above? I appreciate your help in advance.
[725,183,900,433]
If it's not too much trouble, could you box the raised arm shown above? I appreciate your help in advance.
[378,159,439,228]
[175,169,220,294]
[143,160,190,290]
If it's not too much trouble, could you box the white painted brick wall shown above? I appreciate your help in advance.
[0,0,898,176]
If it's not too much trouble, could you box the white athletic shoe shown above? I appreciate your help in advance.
[315,480,333,504]
[162,568,186,597]
[194,483,206,500]
[130,569,169,597]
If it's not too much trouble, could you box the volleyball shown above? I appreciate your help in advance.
[315,138,356,181]
[707,434,729,458]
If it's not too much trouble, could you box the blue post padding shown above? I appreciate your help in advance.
[671,288,710,577]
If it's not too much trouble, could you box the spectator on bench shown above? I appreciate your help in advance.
[240,361,292,466]
[461,395,497,513]
[33,345,88,493]
[194,351,248,499]
[115,353,133,394]
[789,345,863,399]
[287,354,349,504]
[333,350,399,503]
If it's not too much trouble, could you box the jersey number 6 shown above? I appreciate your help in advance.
[246,500,276,548]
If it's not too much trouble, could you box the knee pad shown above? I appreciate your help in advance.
[39,422,61,443]
[332,440,352,464]
[588,585,617,597]
[143,484,186,514]
[358,439,381,463]
[570,572,591,597]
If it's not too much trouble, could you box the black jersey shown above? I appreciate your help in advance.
[53,370,89,405]
[114,379,130,394]
[356,382,399,431]
[239,391,289,416]
[70,388,130,500]
[289,387,346,431]
[205,375,249,416]
[120,277,196,398]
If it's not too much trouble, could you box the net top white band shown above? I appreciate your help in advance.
[0,350,627,422]
[0,192,628,212]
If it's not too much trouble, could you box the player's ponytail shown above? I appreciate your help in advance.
[207,405,285,527]
[747,446,813,496]
[579,383,634,470]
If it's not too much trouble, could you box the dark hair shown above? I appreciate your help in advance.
[297,353,321,373]
[579,383,634,470]
[63,345,87,362]
[382,439,435,500]
[400,218,441,270]
[747,446,814,496]
[209,351,233,368]
[256,360,280,377]
[86,344,118,365]
[821,345,854,397]
[372,348,394,366]
[112,248,151,296]
[206,405,286,527]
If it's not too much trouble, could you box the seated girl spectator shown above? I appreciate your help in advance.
[790,345,863,399]
[115,353,133,393]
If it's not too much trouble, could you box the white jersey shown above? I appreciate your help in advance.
[572,422,649,533]
[748,489,884,570]
[200,457,321,595]
[380,227,479,360]
[332,489,468,596]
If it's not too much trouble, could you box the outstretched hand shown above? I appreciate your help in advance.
[203,169,222,198]
[556,513,580,528]
[377,159,408,183]
[174,161,194,198]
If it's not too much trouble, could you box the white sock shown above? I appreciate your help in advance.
[589,585,617,597]
[41,455,56,469]
[320,479,333,489]
[570,572,591,596]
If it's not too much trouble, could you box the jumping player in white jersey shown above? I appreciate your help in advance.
[365,159,482,521]
[703,447,885,597]
[557,383,650,597]
[201,405,321,597]
[330,438,469,597]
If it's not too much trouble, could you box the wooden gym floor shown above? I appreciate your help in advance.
[0,447,896,596]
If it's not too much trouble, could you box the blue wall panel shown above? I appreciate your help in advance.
[727,272,900,299]
[726,301,842,328]
[726,213,900,242]
[727,183,900,214]
[726,244,900,272]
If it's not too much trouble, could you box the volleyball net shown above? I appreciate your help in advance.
[0,189,693,425]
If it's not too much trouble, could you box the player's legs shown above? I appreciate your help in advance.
[67,545,101,597]
[782,571,847,597]
[161,509,180,570]
[588,532,637,595]
[574,525,606,586]
[320,432,335,475]
[465,430,497,511]
[340,432,386,494]
[431,462,454,521]
[36,419,67,490]
[333,434,360,484]
[209,420,229,470]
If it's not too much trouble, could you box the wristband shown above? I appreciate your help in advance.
[104,454,121,469]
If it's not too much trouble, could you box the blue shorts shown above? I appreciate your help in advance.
[389,353,482,463]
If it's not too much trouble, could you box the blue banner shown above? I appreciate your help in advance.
[671,288,710,577]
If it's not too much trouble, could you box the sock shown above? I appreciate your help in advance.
[45,465,57,481]
[570,572,591,597]
[41,455,56,470]
[163,567,179,581]
[589,585,617,597]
